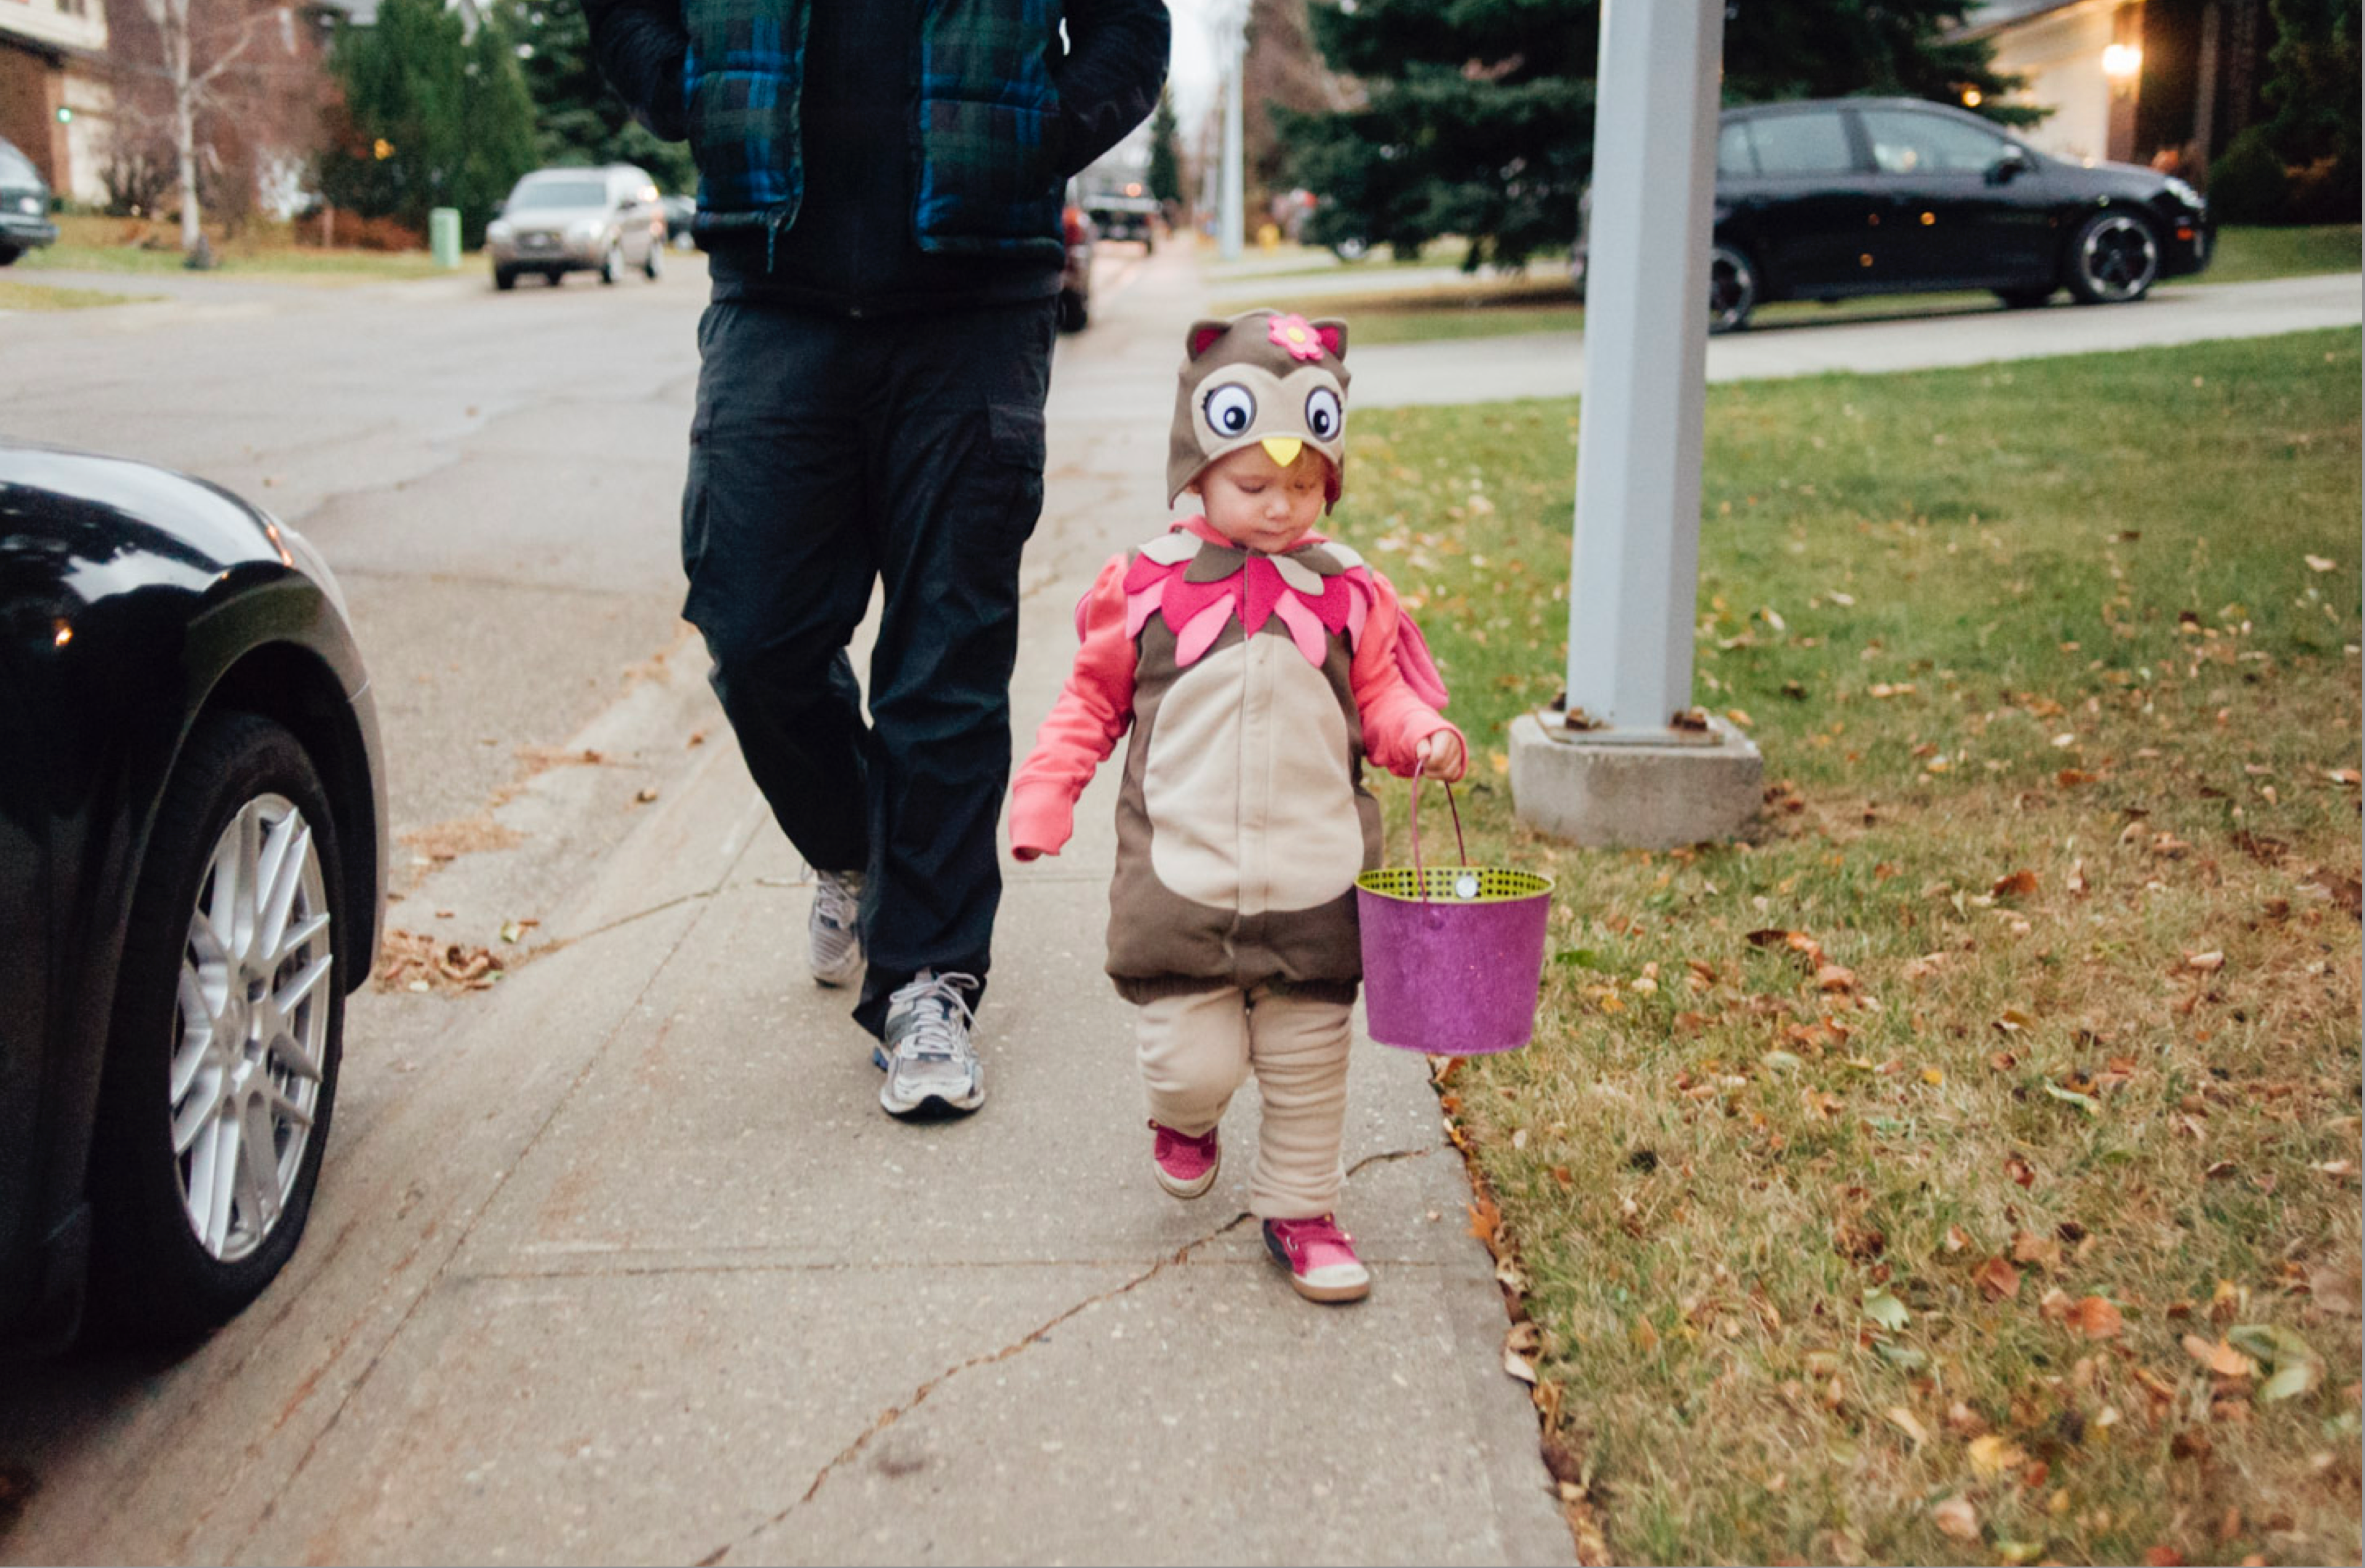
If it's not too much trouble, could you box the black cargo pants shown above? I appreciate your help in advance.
[681,296,1055,1038]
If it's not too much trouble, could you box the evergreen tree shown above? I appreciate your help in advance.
[318,0,539,246]
[1147,87,1183,207]
[2261,0,2360,218]
[1288,0,2033,270]
[506,0,696,195]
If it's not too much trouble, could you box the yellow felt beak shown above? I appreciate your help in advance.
[1260,437,1304,468]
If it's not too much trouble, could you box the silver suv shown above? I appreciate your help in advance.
[486,164,666,290]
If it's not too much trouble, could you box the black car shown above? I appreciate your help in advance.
[1574,97,2212,332]
[0,135,60,267]
[1,444,385,1351]
[1084,190,1159,251]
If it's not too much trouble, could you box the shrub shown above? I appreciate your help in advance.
[2209,126,2292,223]
[2286,153,2364,223]
[292,207,424,252]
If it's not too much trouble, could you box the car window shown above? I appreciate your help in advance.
[1717,121,1757,178]
[0,140,41,188]
[508,180,608,210]
[1860,109,2012,176]
[1742,111,1854,177]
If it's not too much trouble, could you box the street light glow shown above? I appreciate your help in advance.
[1960,87,1982,108]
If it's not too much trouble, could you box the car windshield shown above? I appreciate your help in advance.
[508,180,607,211]
[0,141,41,189]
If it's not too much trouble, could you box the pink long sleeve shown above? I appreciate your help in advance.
[1352,571,1465,780]
[1009,555,1138,859]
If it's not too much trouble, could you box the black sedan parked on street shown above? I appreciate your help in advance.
[1574,97,2213,332]
[1,444,385,1351]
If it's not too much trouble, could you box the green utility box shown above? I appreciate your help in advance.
[429,207,461,268]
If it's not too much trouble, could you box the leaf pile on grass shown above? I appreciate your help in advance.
[1342,329,2362,1565]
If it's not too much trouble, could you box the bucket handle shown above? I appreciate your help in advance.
[1407,776,1470,901]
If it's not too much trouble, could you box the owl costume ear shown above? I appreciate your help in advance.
[1167,310,1354,512]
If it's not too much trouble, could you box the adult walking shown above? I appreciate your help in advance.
[585,0,1169,1117]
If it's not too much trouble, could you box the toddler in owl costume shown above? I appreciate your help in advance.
[1009,311,1465,1303]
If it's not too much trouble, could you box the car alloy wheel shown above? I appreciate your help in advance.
[2068,211,2158,304]
[88,712,345,1345]
[169,791,335,1264]
[1708,242,1758,335]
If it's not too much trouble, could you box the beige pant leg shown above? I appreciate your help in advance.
[1244,987,1353,1220]
[1136,988,1252,1137]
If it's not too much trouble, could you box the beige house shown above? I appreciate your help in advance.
[0,0,111,202]
[1961,0,2276,181]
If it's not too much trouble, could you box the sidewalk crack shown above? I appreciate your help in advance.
[692,1144,1438,1564]
[692,1212,1257,1567]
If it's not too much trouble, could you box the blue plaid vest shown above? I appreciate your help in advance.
[683,0,1066,260]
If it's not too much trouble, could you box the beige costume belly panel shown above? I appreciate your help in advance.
[1140,636,1364,916]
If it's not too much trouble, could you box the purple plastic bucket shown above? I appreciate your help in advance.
[1356,783,1553,1055]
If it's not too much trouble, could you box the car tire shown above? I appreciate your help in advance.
[1708,241,1758,335]
[1329,236,1369,263]
[0,244,19,268]
[1057,289,1088,332]
[84,711,346,1348]
[493,265,518,292]
[600,244,623,286]
[2064,209,2160,305]
[1996,285,2053,309]
[643,241,663,281]
[545,268,564,286]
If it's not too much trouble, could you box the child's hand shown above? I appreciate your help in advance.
[1414,730,1465,780]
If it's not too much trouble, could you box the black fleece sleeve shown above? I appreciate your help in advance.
[1053,0,1171,179]
[581,0,690,143]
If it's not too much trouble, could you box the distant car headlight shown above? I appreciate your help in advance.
[487,219,513,241]
[15,196,39,215]
[2162,175,2204,211]
[569,219,604,241]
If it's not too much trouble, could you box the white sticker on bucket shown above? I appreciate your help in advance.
[1453,873,1481,900]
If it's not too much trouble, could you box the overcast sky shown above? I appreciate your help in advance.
[1164,0,1235,142]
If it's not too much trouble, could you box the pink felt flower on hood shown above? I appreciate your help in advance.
[1267,313,1328,362]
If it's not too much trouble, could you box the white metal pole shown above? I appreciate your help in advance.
[1563,0,1726,733]
[1220,25,1246,260]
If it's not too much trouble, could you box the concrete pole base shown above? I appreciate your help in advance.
[1508,711,1763,849]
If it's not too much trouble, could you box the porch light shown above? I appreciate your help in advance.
[1960,87,1982,107]
[2102,43,2142,80]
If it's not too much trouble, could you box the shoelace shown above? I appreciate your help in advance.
[811,868,863,929]
[893,971,978,1060]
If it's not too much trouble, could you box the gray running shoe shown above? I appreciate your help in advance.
[874,969,984,1118]
[809,869,865,988]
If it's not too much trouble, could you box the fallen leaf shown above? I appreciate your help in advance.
[2308,1263,2361,1317]
[2038,1287,2075,1324]
[2005,1154,2036,1188]
[2185,950,2225,973]
[2076,1296,2125,1340]
[2181,1334,2259,1379]
[1992,869,2040,899]
[1932,1496,1980,1543]
[1815,964,1857,993]
[1976,1257,2023,1301]
[1630,1316,1660,1353]
[2012,1231,2061,1270]
[1503,1346,1540,1385]
[2044,1081,2101,1115]
[1886,1406,1931,1447]
[2305,554,2336,572]
[1863,1289,1910,1331]
[1968,1433,2027,1479]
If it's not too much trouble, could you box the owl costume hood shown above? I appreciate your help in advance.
[1167,311,1351,511]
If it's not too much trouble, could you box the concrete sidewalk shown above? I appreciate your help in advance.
[0,246,1568,1566]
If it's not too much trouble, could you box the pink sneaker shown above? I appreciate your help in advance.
[1149,1120,1220,1199]
[1262,1215,1372,1303]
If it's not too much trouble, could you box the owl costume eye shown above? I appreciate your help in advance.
[1304,388,1342,440]
[1204,384,1257,437]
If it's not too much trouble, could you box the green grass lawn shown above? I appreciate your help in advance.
[0,276,159,311]
[1337,329,2363,1565]
[21,214,460,281]
[1222,226,2361,347]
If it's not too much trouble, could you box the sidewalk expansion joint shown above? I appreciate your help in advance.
[691,1143,1437,1565]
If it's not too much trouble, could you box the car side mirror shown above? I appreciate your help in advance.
[1988,148,2032,185]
